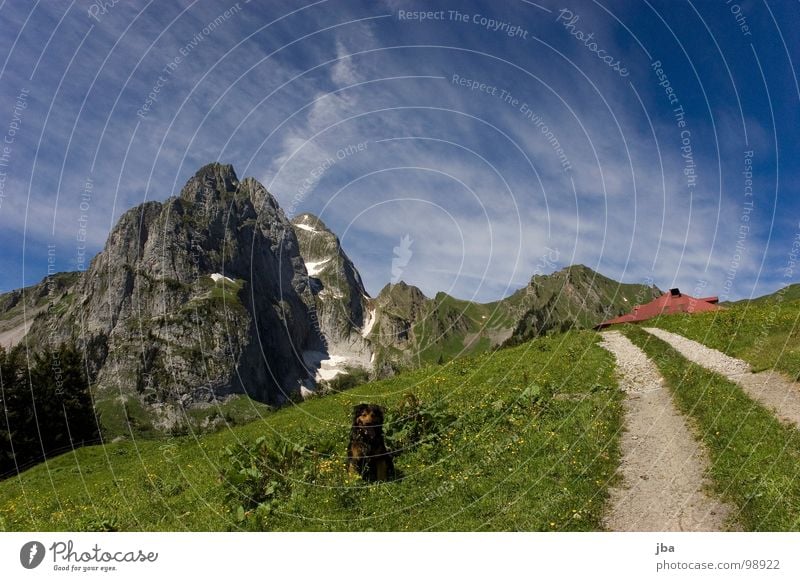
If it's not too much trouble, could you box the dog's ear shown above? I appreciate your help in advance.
[372,405,385,425]
[352,403,368,424]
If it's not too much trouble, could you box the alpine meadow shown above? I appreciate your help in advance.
[1,4,800,577]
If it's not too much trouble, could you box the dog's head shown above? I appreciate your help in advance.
[352,403,385,433]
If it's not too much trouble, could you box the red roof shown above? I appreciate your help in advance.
[595,288,719,329]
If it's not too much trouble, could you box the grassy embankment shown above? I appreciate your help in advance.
[0,332,622,532]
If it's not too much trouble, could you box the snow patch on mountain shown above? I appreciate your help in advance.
[305,258,330,276]
[295,223,317,233]
[361,306,376,337]
[302,351,353,381]
[210,273,235,284]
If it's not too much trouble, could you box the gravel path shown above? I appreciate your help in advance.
[644,327,800,429]
[643,327,750,376]
[599,331,734,531]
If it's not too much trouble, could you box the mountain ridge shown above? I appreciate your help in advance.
[5,163,326,434]
[0,162,665,437]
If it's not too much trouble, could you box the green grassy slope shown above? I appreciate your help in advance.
[507,265,661,345]
[624,325,800,531]
[726,284,800,306]
[368,283,517,370]
[644,297,800,379]
[411,292,518,365]
[0,331,622,532]
[372,264,660,370]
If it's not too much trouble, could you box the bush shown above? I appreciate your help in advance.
[322,367,370,393]
[514,371,553,410]
[219,436,307,525]
[383,393,451,453]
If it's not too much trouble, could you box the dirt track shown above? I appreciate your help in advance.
[645,327,800,429]
[599,331,734,531]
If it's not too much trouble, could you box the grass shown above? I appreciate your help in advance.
[646,297,800,379]
[183,275,247,315]
[623,325,800,531]
[409,292,519,366]
[727,284,800,306]
[95,397,159,440]
[0,331,623,531]
[186,395,273,427]
[93,386,273,442]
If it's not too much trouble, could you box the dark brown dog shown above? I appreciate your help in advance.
[346,403,395,481]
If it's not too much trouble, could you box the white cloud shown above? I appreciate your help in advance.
[0,0,789,304]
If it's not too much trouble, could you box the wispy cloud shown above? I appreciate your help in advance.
[0,0,796,301]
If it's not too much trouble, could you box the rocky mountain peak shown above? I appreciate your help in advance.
[16,163,326,435]
[179,162,240,205]
[239,177,286,219]
[290,213,353,273]
[377,281,428,306]
[0,161,670,437]
[292,212,330,233]
[290,212,372,384]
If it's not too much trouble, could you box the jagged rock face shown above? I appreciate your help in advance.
[290,213,372,382]
[27,163,323,430]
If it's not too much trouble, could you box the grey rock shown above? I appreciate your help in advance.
[25,163,324,433]
[290,213,372,385]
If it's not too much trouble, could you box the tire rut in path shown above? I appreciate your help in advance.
[599,331,734,531]
[644,327,800,429]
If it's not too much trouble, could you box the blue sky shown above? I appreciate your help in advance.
[0,0,797,302]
